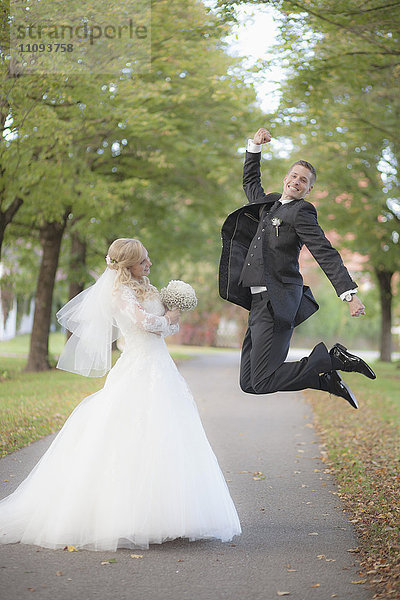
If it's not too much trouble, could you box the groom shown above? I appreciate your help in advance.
[219,127,375,408]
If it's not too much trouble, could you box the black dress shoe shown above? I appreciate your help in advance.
[320,371,359,409]
[330,343,376,380]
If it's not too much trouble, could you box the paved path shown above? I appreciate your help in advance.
[0,352,372,600]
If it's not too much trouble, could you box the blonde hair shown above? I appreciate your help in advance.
[107,238,158,301]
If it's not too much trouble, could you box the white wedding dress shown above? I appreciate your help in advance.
[0,286,241,551]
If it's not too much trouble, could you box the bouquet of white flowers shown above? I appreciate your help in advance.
[160,280,197,311]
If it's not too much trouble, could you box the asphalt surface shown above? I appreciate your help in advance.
[0,351,372,600]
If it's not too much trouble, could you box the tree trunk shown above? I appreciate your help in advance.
[375,268,393,362]
[25,218,67,371]
[0,196,24,259]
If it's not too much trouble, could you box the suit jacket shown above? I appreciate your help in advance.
[219,151,357,330]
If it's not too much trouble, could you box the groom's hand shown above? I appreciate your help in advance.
[348,295,366,317]
[253,128,272,145]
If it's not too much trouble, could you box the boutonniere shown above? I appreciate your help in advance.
[271,217,282,237]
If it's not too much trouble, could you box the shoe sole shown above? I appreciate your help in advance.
[336,372,358,409]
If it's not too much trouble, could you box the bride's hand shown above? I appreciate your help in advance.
[166,308,180,325]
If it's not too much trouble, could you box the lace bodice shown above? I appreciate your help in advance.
[112,285,179,344]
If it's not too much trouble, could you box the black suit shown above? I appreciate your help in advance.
[219,151,357,394]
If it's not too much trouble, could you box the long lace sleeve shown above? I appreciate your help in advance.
[115,286,179,337]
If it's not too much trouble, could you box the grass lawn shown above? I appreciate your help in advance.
[0,333,198,457]
[0,355,107,456]
[305,361,400,599]
[0,332,66,358]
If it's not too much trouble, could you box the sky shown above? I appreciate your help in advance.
[223,4,284,112]
[221,3,400,216]
[220,4,290,156]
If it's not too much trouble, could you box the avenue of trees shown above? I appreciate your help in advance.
[1,0,398,368]
[219,0,400,361]
[1,0,263,370]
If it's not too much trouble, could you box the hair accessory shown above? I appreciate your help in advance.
[105,255,117,265]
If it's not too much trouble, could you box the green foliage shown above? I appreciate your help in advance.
[217,0,399,358]
[2,0,264,311]
[216,0,400,272]
[294,270,381,348]
[265,0,399,273]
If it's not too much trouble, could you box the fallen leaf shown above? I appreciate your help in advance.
[27,589,35,593]
[64,545,78,552]
[347,547,360,553]
[253,471,266,480]
[311,583,321,588]
[277,592,290,597]
[56,571,63,576]
[130,554,143,559]
[100,558,117,565]
[308,532,318,536]
[287,569,297,572]
[351,579,367,584]
[317,554,335,562]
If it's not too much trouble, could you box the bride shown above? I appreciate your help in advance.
[0,238,241,551]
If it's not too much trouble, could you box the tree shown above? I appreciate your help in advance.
[2,0,264,370]
[218,0,400,360]
[25,218,68,370]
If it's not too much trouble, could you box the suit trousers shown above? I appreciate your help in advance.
[240,292,333,394]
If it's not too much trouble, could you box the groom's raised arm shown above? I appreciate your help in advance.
[243,128,272,204]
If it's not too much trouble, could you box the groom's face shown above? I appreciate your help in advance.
[283,165,314,200]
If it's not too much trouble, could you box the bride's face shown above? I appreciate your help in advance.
[129,248,152,279]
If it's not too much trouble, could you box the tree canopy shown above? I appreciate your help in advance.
[217,0,400,359]
[1,0,264,368]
